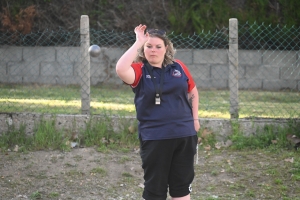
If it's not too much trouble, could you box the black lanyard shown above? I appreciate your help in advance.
[145,62,165,105]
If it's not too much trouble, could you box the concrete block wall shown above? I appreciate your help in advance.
[0,46,299,90]
[176,49,300,90]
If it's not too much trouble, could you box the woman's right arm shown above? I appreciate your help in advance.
[116,24,148,84]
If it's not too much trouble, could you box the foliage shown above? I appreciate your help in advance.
[0,5,37,34]
[238,21,300,50]
[30,191,42,199]
[168,0,299,36]
[1,0,299,51]
[278,0,300,26]
[0,123,30,152]
[32,117,70,151]
[228,119,300,150]
[0,115,139,152]
[0,0,299,34]
[199,127,217,148]
[237,0,280,24]
[81,117,113,147]
[1,109,298,153]
[169,0,232,35]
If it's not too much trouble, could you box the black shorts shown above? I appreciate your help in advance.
[140,135,198,200]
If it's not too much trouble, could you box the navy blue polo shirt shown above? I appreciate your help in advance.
[130,59,197,141]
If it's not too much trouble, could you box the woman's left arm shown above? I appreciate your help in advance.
[188,86,200,132]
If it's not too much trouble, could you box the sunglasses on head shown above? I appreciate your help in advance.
[147,29,166,36]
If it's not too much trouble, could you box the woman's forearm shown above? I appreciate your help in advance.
[189,86,199,119]
[189,86,200,132]
[115,41,144,84]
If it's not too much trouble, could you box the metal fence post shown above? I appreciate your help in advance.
[80,15,91,115]
[229,18,239,118]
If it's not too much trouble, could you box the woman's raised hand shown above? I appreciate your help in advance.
[134,24,148,44]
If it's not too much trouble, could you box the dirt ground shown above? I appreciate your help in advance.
[1,147,300,200]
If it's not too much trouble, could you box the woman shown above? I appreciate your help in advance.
[116,24,200,200]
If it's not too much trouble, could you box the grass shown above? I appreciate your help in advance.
[0,83,299,118]
[0,113,299,152]
[90,167,107,176]
[1,112,299,163]
[192,148,300,199]
[227,119,300,150]
[0,115,140,152]
[0,117,300,199]
[0,84,299,199]
[30,191,42,199]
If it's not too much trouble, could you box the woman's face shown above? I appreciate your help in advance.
[144,37,167,67]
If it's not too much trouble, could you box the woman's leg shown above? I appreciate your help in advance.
[140,139,174,200]
[172,194,190,200]
[168,136,198,199]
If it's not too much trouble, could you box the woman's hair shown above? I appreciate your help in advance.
[135,29,176,66]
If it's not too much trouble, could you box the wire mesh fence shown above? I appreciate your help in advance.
[237,22,300,118]
[0,17,299,119]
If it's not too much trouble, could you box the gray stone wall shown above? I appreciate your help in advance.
[0,46,299,90]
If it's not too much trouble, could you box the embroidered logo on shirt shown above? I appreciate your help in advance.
[172,69,182,77]
[146,75,151,78]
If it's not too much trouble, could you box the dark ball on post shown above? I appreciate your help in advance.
[89,45,101,57]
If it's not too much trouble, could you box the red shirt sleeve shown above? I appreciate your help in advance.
[175,59,196,92]
[130,62,143,88]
